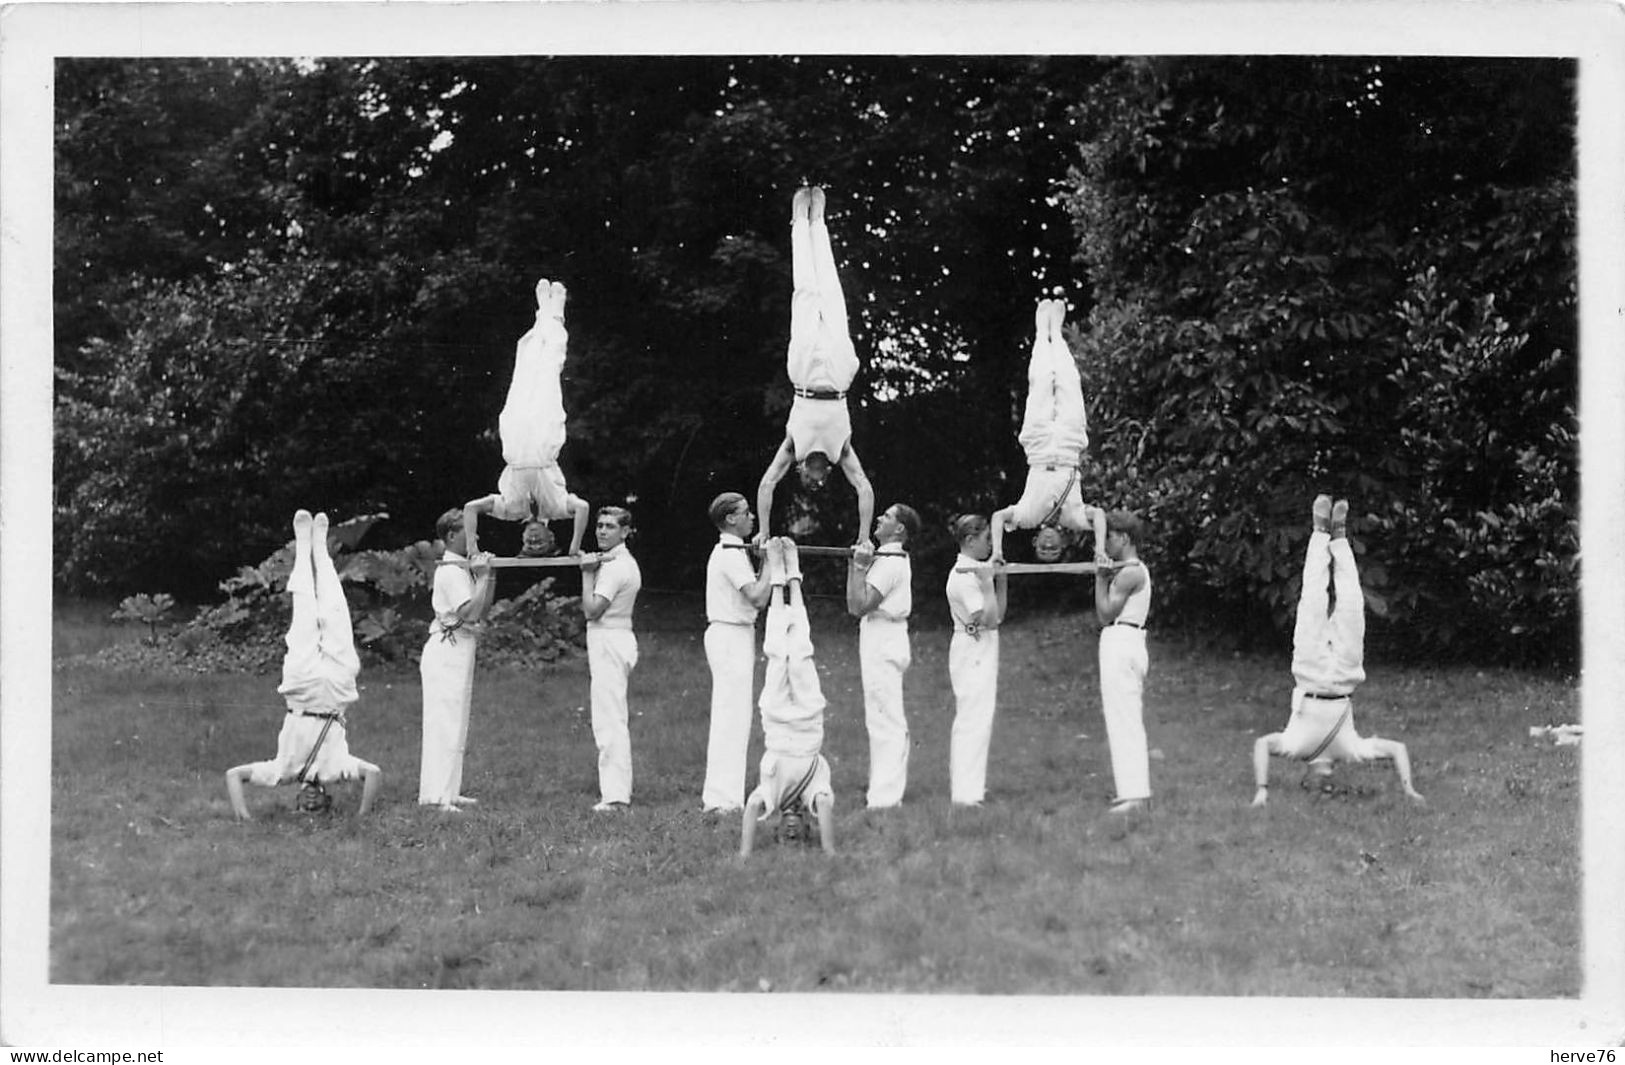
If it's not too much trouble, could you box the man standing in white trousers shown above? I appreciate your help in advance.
[419,507,495,812]
[847,502,921,808]
[580,506,642,812]
[701,492,774,813]
[1095,509,1152,825]
[945,514,1009,807]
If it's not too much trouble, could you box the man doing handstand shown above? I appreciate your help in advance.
[465,277,590,557]
[1251,495,1424,807]
[991,297,1106,566]
[757,186,874,550]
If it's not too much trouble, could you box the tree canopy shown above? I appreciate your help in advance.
[53,55,1577,665]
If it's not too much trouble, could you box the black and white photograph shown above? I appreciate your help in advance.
[2,0,1623,1054]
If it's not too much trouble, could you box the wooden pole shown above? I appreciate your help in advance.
[719,543,855,559]
[436,556,583,569]
[952,561,1104,575]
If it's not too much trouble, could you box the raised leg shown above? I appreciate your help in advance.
[807,188,850,338]
[310,513,359,673]
[280,510,320,687]
[1017,304,1058,457]
[1048,314,1088,454]
[1327,533,1366,677]
[791,188,816,292]
[1291,501,1334,670]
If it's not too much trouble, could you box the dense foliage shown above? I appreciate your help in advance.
[1062,58,1576,664]
[54,56,1577,665]
[96,513,583,673]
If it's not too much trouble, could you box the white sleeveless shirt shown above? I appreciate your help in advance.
[1113,559,1152,627]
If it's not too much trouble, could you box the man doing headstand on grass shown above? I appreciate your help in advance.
[1251,495,1424,807]
[991,297,1107,566]
[464,277,590,558]
[757,186,874,550]
[226,510,381,819]
[741,537,836,857]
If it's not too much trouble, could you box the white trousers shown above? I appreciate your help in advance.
[786,210,859,395]
[1017,330,1088,462]
[1098,626,1150,802]
[949,629,1000,804]
[702,622,757,810]
[419,632,476,804]
[278,524,360,714]
[758,585,826,757]
[499,315,568,465]
[860,617,911,807]
[1292,531,1366,695]
[588,626,638,804]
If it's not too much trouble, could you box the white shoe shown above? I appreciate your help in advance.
[592,801,629,813]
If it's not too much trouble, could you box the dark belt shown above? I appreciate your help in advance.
[794,387,845,400]
[287,709,344,720]
[1303,691,1351,701]
[1111,620,1144,630]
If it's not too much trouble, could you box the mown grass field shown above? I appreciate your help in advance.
[49,591,1581,996]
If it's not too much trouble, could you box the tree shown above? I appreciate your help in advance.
[1061,57,1577,664]
[55,56,1109,596]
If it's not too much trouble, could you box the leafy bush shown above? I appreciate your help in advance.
[1061,57,1578,666]
[478,579,587,669]
[110,593,176,644]
[83,514,585,674]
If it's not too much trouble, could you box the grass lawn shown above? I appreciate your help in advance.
[48,591,1581,997]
